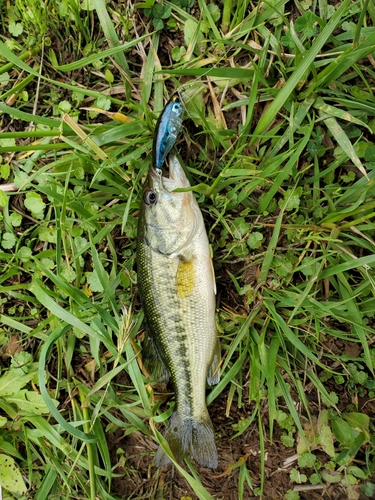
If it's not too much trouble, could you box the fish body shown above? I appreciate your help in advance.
[137,155,220,468]
[153,94,184,169]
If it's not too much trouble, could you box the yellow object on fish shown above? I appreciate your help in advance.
[137,155,220,468]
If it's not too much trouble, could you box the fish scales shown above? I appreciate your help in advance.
[140,251,214,417]
[137,156,220,467]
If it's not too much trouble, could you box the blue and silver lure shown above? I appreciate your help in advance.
[153,93,184,169]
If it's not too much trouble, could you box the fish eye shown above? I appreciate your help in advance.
[144,190,158,205]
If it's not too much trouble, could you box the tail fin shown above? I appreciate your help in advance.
[155,411,218,468]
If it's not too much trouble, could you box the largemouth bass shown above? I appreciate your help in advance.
[152,94,184,169]
[137,155,220,468]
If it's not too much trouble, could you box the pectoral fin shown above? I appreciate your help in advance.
[142,328,170,384]
[210,257,217,295]
[207,338,221,386]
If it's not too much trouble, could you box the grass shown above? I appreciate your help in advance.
[0,0,375,499]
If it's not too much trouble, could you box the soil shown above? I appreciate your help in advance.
[107,375,375,499]
[104,300,375,500]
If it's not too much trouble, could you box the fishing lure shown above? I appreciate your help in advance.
[153,93,184,169]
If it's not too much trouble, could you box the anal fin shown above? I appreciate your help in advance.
[207,338,220,386]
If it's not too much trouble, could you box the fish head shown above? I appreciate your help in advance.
[140,155,200,255]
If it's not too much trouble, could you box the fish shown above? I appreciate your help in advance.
[137,155,220,468]
[152,94,184,169]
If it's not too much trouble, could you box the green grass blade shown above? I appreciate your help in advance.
[250,0,351,140]
[37,324,98,443]
[158,67,255,78]
[314,97,373,132]
[323,115,368,179]
[337,273,374,374]
[150,420,215,500]
[0,102,61,128]
[319,254,375,278]
[49,35,150,72]
[307,30,375,93]
[92,0,131,99]
[265,297,328,370]
[0,40,126,103]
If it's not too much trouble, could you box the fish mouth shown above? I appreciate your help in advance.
[150,155,190,192]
